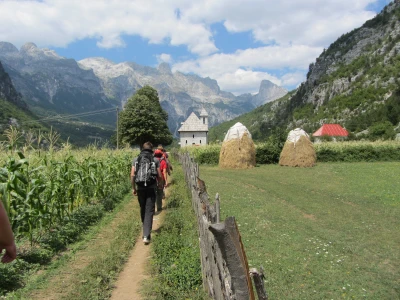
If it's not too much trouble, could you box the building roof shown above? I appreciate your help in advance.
[200,107,208,117]
[312,124,349,137]
[178,112,208,132]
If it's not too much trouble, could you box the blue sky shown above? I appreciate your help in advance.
[0,0,392,95]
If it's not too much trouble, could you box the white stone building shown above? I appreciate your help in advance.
[178,108,208,147]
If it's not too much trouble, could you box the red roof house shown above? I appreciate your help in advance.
[312,124,349,137]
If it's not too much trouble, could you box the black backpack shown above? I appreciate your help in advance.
[134,152,157,187]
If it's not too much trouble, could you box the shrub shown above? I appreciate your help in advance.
[315,141,400,162]
[19,248,53,265]
[0,260,32,295]
[368,121,396,140]
[256,142,281,164]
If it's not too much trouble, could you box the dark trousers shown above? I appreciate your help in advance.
[156,187,163,211]
[137,188,156,239]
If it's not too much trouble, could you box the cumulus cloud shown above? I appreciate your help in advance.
[281,72,307,87]
[0,0,218,56]
[216,68,281,95]
[172,45,322,91]
[182,0,377,46]
[157,53,173,64]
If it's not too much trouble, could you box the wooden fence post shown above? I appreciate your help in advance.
[215,193,220,223]
[250,267,268,300]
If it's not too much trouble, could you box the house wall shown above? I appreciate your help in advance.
[179,131,208,147]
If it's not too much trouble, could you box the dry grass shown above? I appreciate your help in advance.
[279,135,316,167]
[219,132,256,169]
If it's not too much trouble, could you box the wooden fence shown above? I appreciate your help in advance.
[176,152,268,300]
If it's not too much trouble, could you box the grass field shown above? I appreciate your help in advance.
[199,162,400,299]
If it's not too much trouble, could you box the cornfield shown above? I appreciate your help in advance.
[0,129,137,244]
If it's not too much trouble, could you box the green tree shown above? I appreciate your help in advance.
[368,121,395,140]
[119,86,173,147]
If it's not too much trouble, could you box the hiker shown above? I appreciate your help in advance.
[154,149,167,212]
[157,145,173,185]
[0,201,17,263]
[131,142,162,245]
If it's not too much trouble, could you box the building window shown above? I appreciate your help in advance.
[193,134,194,138]
[203,117,205,124]
[200,140,202,144]
[186,140,187,144]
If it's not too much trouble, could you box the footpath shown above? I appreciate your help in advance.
[110,209,165,299]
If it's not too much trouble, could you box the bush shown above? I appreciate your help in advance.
[0,260,32,295]
[315,141,400,162]
[368,121,396,140]
[255,142,281,164]
[19,248,53,265]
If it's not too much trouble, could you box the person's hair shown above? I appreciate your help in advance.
[142,142,153,150]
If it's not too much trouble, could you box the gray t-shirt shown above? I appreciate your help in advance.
[132,155,160,190]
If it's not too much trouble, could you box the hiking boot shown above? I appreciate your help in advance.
[143,237,150,245]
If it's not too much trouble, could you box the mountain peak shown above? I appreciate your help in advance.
[0,41,18,53]
[254,80,288,107]
[158,62,172,74]
[20,42,38,53]
[259,79,275,91]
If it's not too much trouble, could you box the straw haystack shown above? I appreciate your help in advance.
[279,128,316,167]
[219,122,256,169]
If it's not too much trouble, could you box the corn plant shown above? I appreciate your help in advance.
[0,145,134,245]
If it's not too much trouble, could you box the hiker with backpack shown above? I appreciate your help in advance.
[157,145,173,186]
[154,149,167,212]
[131,142,162,245]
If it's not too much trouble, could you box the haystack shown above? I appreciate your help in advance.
[279,128,316,167]
[219,122,256,169]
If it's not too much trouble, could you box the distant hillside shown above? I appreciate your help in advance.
[210,0,400,142]
[0,61,46,141]
[0,61,114,147]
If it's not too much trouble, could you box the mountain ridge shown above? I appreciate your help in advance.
[0,41,288,137]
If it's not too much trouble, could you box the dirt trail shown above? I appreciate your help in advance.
[110,209,164,300]
[26,196,139,300]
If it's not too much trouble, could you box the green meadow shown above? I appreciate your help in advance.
[199,162,400,299]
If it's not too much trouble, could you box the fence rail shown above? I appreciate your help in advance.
[176,152,268,300]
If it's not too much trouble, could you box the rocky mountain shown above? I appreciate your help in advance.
[0,60,26,108]
[0,42,116,125]
[254,80,288,107]
[210,0,400,142]
[0,41,287,138]
[78,58,287,135]
[0,61,46,137]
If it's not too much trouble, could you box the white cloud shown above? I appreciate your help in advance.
[157,53,172,64]
[216,68,281,95]
[172,45,322,92]
[182,0,377,46]
[0,0,217,56]
[173,45,322,76]
[281,72,307,87]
